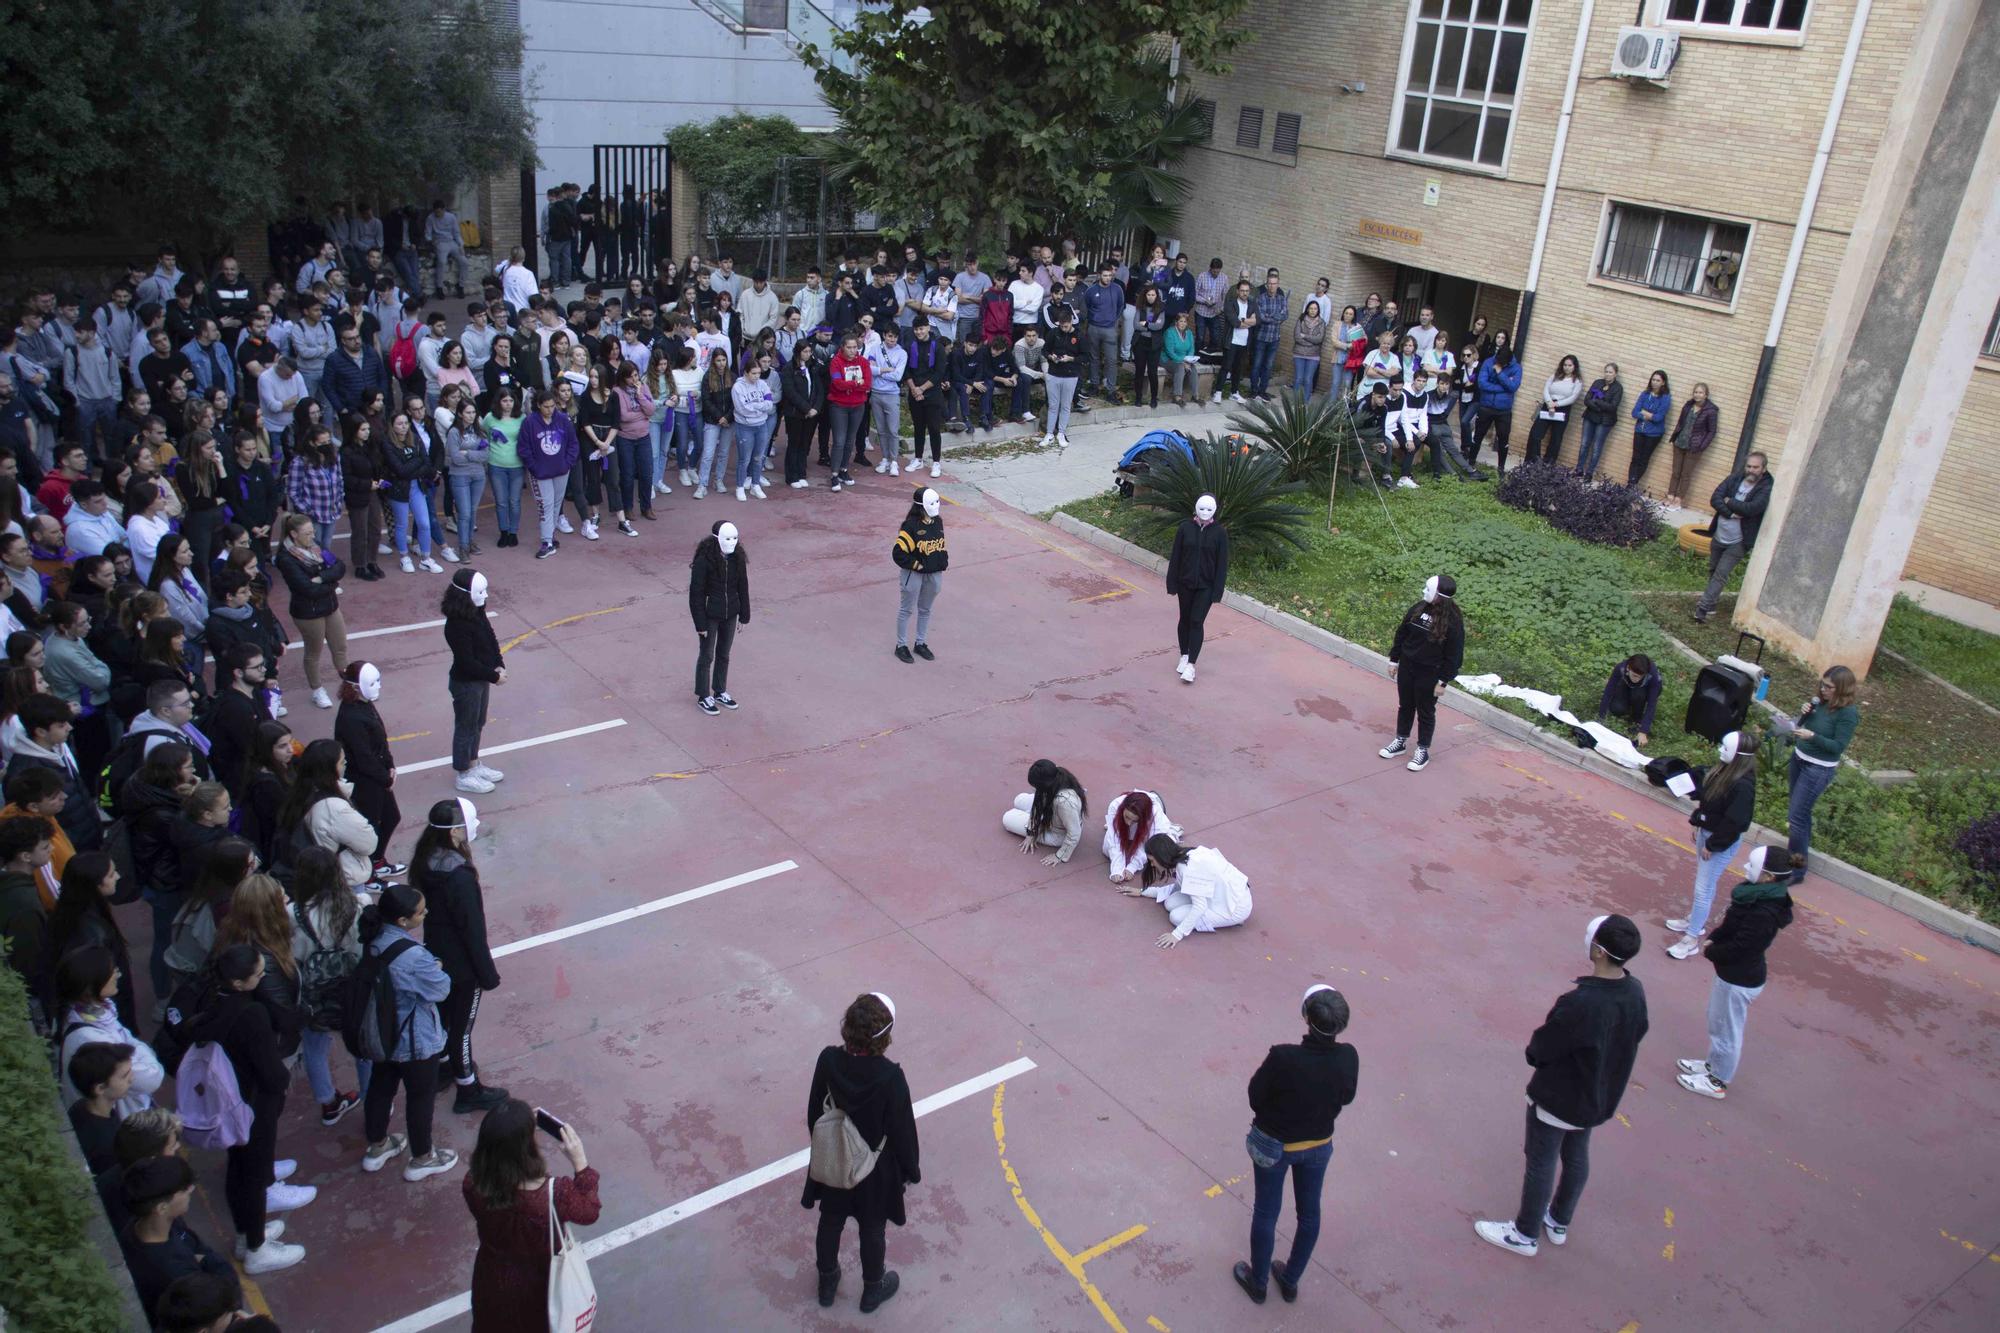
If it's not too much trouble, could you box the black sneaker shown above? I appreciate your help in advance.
[912,642,935,661]
[535,541,557,560]
[895,645,915,663]
[698,696,720,715]
[453,1081,508,1114]
[830,477,843,491]
[1232,1261,1267,1305]
[1377,737,1407,759]
[374,860,408,877]
[1406,746,1431,772]
[319,1091,360,1127]
[1271,1259,1299,1303]
[817,1268,840,1309]
[716,692,739,710]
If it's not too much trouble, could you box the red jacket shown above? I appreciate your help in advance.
[828,352,872,407]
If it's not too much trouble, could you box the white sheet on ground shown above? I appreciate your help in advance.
[1456,673,1650,770]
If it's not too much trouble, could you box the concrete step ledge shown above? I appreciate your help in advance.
[1047,510,2000,956]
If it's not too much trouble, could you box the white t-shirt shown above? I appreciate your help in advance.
[1229,299,1252,346]
[1008,279,1045,325]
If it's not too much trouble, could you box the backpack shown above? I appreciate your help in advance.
[102,818,140,904]
[459,218,482,250]
[807,1090,884,1190]
[294,902,356,1032]
[177,1040,253,1150]
[389,323,419,380]
[151,967,214,1076]
[341,937,418,1063]
[96,728,152,815]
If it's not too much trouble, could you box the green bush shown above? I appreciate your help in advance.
[0,967,127,1332]
[1131,435,1314,558]
[1223,389,1350,483]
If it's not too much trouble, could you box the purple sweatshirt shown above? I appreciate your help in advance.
[520,408,580,479]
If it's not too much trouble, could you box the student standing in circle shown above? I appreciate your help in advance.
[689,521,750,716]
[804,992,920,1314]
[464,1099,600,1332]
[1665,730,1760,959]
[1233,984,1358,1305]
[411,797,507,1114]
[1677,844,1797,1101]
[1165,493,1228,684]
[1126,833,1254,947]
[1379,574,1464,773]
[1000,758,1087,866]
[442,569,505,795]
[892,487,946,664]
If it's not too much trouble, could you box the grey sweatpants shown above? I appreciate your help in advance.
[871,393,903,463]
[897,569,943,646]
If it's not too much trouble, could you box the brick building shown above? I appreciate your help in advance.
[1172,0,2000,607]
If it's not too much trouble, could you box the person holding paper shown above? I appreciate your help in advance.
[1665,731,1760,959]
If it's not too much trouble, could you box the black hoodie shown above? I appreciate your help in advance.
[1523,973,1649,1129]
[800,1046,921,1224]
[1704,882,1794,988]
[186,986,289,1109]
[418,848,501,991]
[892,493,947,574]
[688,535,750,627]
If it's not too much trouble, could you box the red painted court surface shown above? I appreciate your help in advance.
[162,478,1999,1331]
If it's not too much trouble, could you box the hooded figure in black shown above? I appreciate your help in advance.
[689,520,749,714]
[1677,844,1797,1100]
[1164,491,1227,683]
[804,991,920,1314]
[410,796,506,1114]
[892,487,946,663]
[333,661,401,881]
[1381,573,1464,770]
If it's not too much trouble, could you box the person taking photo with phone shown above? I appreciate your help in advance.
[463,1098,600,1333]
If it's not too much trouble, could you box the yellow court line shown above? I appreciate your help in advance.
[1072,588,1133,604]
[387,730,432,742]
[1147,1318,1172,1332]
[993,1082,1136,1333]
[499,605,624,654]
[1073,1224,1149,1267]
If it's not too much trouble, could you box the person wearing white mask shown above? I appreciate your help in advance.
[891,487,946,664]
[1164,493,1228,683]
[689,521,749,716]
[441,569,506,794]
[410,797,509,1114]
[1102,790,1180,883]
[1473,913,1648,1259]
[1676,844,1798,1101]
[1663,729,1760,960]
[335,661,406,885]
[1233,984,1358,1306]
[1379,573,1463,773]
[1125,833,1253,947]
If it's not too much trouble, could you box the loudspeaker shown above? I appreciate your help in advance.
[1684,662,1755,742]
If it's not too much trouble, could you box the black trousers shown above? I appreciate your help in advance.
[1523,414,1567,465]
[440,980,483,1083]
[784,414,816,483]
[909,395,945,462]
[1473,411,1514,469]
[225,1095,283,1247]
[814,407,832,463]
[1395,665,1443,747]
[1627,429,1664,486]
[816,1206,887,1283]
[1176,589,1216,663]
[1515,1103,1591,1242]
[363,1055,438,1158]
[1132,342,1159,407]
[1222,344,1251,395]
[695,616,737,698]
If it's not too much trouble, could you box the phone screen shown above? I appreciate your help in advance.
[534,1108,565,1139]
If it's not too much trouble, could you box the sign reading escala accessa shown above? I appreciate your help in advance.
[1359,219,1423,246]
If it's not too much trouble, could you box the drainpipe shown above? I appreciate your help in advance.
[1732,0,1873,470]
[1517,0,1597,358]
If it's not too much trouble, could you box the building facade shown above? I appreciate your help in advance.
[1173,0,2000,607]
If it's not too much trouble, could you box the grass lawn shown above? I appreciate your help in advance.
[1056,478,2000,920]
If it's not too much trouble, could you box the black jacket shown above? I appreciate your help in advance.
[800,1046,921,1225]
[1704,885,1794,988]
[168,816,230,899]
[419,849,500,990]
[186,986,289,1107]
[204,603,286,669]
[1166,517,1229,597]
[1523,973,1649,1128]
[1597,662,1662,734]
[375,431,431,486]
[334,700,394,789]
[700,378,734,425]
[0,870,49,1013]
[239,769,286,869]
[228,459,283,535]
[688,537,750,627]
[445,614,504,684]
[1687,764,1757,850]
[902,336,946,390]
[893,506,947,574]
[121,777,186,899]
[5,750,101,852]
[1248,1035,1359,1143]
[1709,470,1773,550]
[207,687,272,795]
[339,439,381,509]
[1043,326,1083,375]
[781,357,827,417]
[274,544,345,622]
[1388,602,1465,679]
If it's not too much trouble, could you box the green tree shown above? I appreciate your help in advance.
[803,0,1248,252]
[0,0,534,252]
[665,114,821,252]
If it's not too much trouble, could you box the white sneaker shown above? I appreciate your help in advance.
[735,486,747,501]
[1665,918,1690,934]
[472,763,504,782]
[273,702,288,718]
[233,1220,286,1258]
[1397,476,1419,490]
[791,479,807,488]
[1677,1070,1727,1099]
[658,479,673,494]
[1038,434,1055,448]
[1179,662,1195,683]
[694,485,707,499]
[875,460,890,474]
[889,461,900,476]
[441,545,461,563]
[1177,654,1189,674]
[1022,410,1036,423]
[265,1181,318,1213]
[751,483,767,499]
[274,1159,297,1182]
[1210,391,1222,404]
[1542,1213,1568,1247]
[1056,434,1072,449]
[930,462,942,477]
[312,688,334,709]
[377,542,394,555]
[361,1134,408,1172]
[582,519,600,540]
[1231,392,1246,404]
[557,515,575,534]
[399,554,415,573]
[1666,933,1704,960]
[403,1147,460,1182]
[1676,1057,1711,1077]
[454,770,496,794]
[242,1238,306,1274]
[1473,1219,1538,1257]
[419,556,445,573]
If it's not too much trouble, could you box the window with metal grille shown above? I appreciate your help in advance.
[1392,0,1534,170]
[1598,203,1750,303]
[1664,0,1808,34]
[1273,112,1302,156]
[1194,98,1216,142]
[1236,106,1264,150]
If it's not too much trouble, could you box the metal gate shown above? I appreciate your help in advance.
[590,144,674,283]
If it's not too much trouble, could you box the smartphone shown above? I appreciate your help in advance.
[534,1108,566,1139]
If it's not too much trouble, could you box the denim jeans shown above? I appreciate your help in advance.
[448,473,486,544]
[1515,1104,1590,1241]
[699,421,735,488]
[1197,313,1224,353]
[1685,833,1742,935]
[828,402,865,473]
[75,397,118,461]
[1329,361,1354,405]
[302,1025,371,1104]
[613,436,653,511]
[389,480,433,556]
[896,569,943,646]
[733,418,773,487]
[1290,356,1319,397]
[1705,976,1764,1084]
[489,465,524,535]
[1575,420,1614,478]
[1786,754,1838,881]
[1250,340,1279,394]
[1246,1126,1332,1292]
[449,677,489,772]
[548,239,574,287]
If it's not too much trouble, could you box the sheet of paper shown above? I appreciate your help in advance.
[1666,772,1697,798]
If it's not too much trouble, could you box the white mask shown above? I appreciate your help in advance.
[357,663,383,702]
[1744,845,1771,881]
[430,795,480,843]
[1194,494,1216,523]
[869,990,896,1037]
[717,522,739,556]
[922,488,941,519]
[468,572,489,608]
[1585,913,1609,962]
[1423,575,1440,604]
[1718,731,1741,763]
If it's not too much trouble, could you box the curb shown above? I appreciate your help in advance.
[1047,511,2000,956]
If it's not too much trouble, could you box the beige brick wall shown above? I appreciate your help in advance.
[1908,362,2000,605]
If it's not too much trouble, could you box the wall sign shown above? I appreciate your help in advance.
[1359,219,1423,245]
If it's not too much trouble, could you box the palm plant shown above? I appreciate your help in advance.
[1131,435,1314,558]
[1225,389,1352,483]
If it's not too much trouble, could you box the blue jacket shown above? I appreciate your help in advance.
[1082,281,1124,328]
[323,344,389,417]
[1631,390,1672,437]
[179,337,238,401]
[1477,357,1523,413]
[369,923,451,1062]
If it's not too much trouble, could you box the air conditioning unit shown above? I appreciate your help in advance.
[1611,26,1678,82]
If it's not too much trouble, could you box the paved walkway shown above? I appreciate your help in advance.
[943,400,1242,513]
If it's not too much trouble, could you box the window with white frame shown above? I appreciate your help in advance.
[1598,203,1750,303]
[1664,0,1809,34]
[1392,0,1534,170]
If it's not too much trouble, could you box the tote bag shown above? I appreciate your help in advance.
[548,1177,598,1331]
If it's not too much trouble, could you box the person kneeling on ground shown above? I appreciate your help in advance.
[1126,833,1253,948]
[1596,653,1662,750]
[1103,789,1181,883]
[1000,759,1087,867]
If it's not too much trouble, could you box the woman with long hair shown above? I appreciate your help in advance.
[1289,298,1326,400]
[1523,353,1583,466]
[124,740,197,1001]
[803,992,920,1313]
[480,385,527,548]
[667,343,705,488]
[1779,666,1860,884]
[146,532,210,685]
[1666,729,1761,959]
[1102,790,1182,884]
[442,569,505,793]
[1378,574,1465,773]
[612,359,658,523]
[1333,303,1367,405]
[443,398,490,558]
[379,409,444,574]
[135,617,202,705]
[1130,833,1254,948]
[215,872,304,1056]
[463,1099,599,1331]
[53,943,164,1114]
[356,883,460,1184]
[276,738,385,891]
[1676,844,1799,1101]
[573,360,625,538]
[289,844,368,1126]
[273,514,349,709]
[1664,380,1718,509]
[284,423,344,551]
[411,797,506,1112]
[48,851,135,1027]
[1469,330,1521,472]
[335,661,403,883]
[176,429,229,585]
[695,347,736,499]
[236,721,294,868]
[161,829,253,992]
[1627,369,1673,490]
[1000,758,1088,866]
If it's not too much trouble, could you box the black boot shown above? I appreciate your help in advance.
[817,1268,839,1308]
[859,1272,900,1313]
[454,1080,509,1113]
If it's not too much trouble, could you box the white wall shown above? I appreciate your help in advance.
[523,0,834,192]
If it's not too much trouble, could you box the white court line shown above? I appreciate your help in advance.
[396,718,627,774]
[372,1056,1039,1333]
[492,860,798,958]
[283,612,495,652]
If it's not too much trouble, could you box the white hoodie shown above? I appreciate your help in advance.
[1143,845,1253,940]
[59,1002,166,1116]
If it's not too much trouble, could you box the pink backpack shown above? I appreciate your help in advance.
[176,1042,253,1149]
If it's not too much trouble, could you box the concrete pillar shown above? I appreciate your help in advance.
[1735,0,2000,678]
